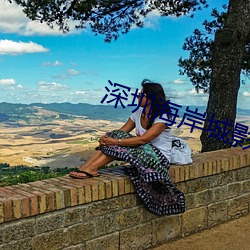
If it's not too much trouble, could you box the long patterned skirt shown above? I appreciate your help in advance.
[97,130,185,216]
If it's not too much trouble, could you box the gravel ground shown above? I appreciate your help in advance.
[151,213,250,250]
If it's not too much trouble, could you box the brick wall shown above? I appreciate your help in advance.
[0,147,250,250]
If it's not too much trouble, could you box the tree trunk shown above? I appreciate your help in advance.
[200,0,250,152]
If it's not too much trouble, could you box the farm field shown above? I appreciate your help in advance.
[0,109,249,168]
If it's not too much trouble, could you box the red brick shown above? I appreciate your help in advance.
[104,180,112,198]
[194,163,201,178]
[44,190,56,211]
[208,161,213,175]
[124,177,131,194]
[12,197,22,220]
[100,174,119,197]
[0,200,4,223]
[20,196,30,217]
[20,184,55,213]
[189,165,195,180]
[247,152,250,165]
[29,180,48,187]
[184,165,191,180]
[240,154,247,167]
[228,156,234,171]
[32,191,47,214]
[169,167,176,182]
[174,167,180,183]
[116,176,125,195]
[212,161,217,174]
[62,185,78,206]
[47,187,64,210]
[91,183,99,201]
[82,184,92,203]
[234,155,241,169]
[130,183,136,193]
[11,189,38,216]
[83,179,105,201]
[98,181,105,200]
[198,163,205,177]
[215,159,222,173]
[4,188,31,218]
[0,198,12,222]
[96,177,112,199]
[55,178,85,205]
[0,187,16,198]
[222,159,229,171]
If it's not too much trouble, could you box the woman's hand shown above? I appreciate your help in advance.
[98,136,117,147]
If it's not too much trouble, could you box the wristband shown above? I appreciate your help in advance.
[118,139,122,145]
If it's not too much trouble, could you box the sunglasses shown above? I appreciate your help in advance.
[137,92,147,98]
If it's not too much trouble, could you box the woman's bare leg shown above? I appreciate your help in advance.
[81,150,103,168]
[70,150,116,178]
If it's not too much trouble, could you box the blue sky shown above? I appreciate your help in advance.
[0,0,249,108]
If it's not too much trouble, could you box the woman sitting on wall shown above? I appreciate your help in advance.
[69,79,185,216]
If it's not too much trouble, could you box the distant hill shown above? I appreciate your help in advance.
[236,108,250,116]
[0,113,9,122]
[0,102,249,125]
[0,102,134,124]
[31,102,133,122]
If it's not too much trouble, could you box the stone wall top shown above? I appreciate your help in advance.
[0,147,249,224]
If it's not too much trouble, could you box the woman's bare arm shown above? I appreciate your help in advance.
[100,122,167,147]
[118,118,135,133]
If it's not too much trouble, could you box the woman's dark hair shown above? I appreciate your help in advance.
[141,79,171,129]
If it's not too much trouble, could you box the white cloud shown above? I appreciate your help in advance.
[73,88,108,102]
[17,84,24,89]
[188,89,206,95]
[0,78,16,85]
[164,86,209,107]
[52,74,68,80]
[0,39,48,55]
[144,9,161,29]
[38,81,68,91]
[75,91,86,95]
[188,89,197,94]
[43,60,63,66]
[172,79,185,84]
[0,0,83,36]
[176,91,185,97]
[68,69,80,76]
[0,1,27,33]
[82,70,99,76]
[243,91,250,97]
[52,69,81,79]
[0,78,24,91]
[131,6,161,30]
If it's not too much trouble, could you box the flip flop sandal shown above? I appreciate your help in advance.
[69,169,100,179]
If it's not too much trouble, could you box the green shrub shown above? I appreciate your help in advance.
[0,165,78,187]
[242,136,250,146]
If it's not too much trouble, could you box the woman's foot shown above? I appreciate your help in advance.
[69,168,100,179]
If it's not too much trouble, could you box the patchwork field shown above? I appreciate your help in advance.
[0,115,249,168]
[0,118,123,167]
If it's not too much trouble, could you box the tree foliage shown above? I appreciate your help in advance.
[9,0,250,152]
[179,5,250,92]
[8,0,208,41]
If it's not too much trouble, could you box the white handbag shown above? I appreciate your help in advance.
[170,136,193,165]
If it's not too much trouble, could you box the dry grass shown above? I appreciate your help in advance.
[1,115,249,167]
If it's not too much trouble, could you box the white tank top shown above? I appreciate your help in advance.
[130,108,172,161]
